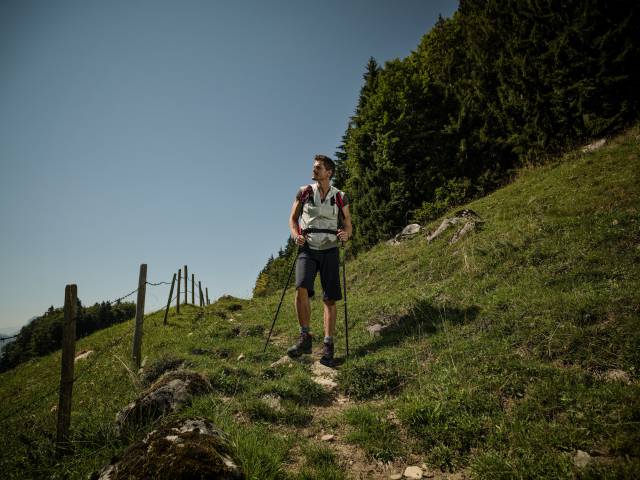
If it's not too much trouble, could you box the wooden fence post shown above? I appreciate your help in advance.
[163,273,176,325]
[206,288,210,306]
[184,265,188,305]
[176,269,181,314]
[198,281,203,307]
[191,274,195,305]
[56,284,77,456]
[132,264,147,369]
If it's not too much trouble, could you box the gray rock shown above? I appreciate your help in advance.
[573,450,592,468]
[581,138,606,153]
[94,417,244,479]
[260,394,282,411]
[311,361,338,391]
[116,370,212,431]
[388,224,422,245]
[603,369,631,384]
[403,465,423,478]
[269,355,293,368]
[399,224,421,237]
[450,220,476,244]
[366,323,384,337]
[427,217,463,242]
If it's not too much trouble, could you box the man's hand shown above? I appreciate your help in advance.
[337,229,350,242]
[294,234,307,246]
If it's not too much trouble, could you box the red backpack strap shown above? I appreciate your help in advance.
[296,185,314,235]
[298,184,313,204]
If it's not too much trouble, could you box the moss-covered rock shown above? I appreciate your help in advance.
[94,417,244,479]
[140,357,188,387]
[116,370,212,431]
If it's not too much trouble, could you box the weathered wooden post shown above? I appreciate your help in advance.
[163,273,177,325]
[206,288,210,306]
[183,265,188,304]
[176,269,181,314]
[191,274,195,305]
[132,264,147,369]
[198,281,203,307]
[56,284,77,456]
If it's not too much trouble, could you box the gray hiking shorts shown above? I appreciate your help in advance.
[295,246,342,301]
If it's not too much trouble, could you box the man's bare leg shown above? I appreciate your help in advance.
[323,299,336,338]
[295,287,311,329]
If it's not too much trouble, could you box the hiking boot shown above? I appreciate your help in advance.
[287,332,312,358]
[319,342,335,367]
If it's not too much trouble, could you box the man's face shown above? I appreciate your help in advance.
[312,160,331,181]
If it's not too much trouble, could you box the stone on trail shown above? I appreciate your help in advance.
[311,360,338,391]
[261,394,282,411]
[403,465,423,479]
[321,434,335,442]
[116,370,212,431]
[93,417,244,480]
[237,353,245,361]
[389,474,403,480]
[573,450,592,468]
[269,355,293,368]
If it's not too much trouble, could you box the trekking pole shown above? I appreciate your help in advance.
[341,242,349,359]
[263,248,300,353]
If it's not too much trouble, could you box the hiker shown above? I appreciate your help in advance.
[287,155,352,366]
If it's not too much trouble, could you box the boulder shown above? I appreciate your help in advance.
[427,209,482,244]
[94,417,244,479]
[403,465,423,478]
[603,369,631,384]
[388,224,422,246]
[74,350,94,362]
[399,224,421,238]
[311,361,338,391]
[581,138,606,153]
[140,357,187,387]
[573,450,592,468]
[116,370,212,431]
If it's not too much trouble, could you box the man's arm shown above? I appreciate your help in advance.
[289,198,305,245]
[337,204,353,242]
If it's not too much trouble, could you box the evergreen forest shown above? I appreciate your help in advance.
[0,301,136,372]
[255,0,639,297]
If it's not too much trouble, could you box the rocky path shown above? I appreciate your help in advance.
[270,352,467,480]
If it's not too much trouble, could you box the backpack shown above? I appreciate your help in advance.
[298,184,346,229]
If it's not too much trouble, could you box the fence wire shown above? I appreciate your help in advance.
[1,269,211,425]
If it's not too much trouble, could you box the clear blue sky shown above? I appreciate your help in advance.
[0,0,458,331]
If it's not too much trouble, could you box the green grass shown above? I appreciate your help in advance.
[1,126,639,479]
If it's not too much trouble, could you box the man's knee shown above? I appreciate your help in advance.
[323,299,336,307]
[296,287,309,300]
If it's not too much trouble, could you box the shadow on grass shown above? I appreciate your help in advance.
[348,299,480,360]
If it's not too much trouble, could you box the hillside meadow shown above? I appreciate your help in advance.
[0,126,638,479]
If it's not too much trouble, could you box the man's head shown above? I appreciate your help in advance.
[313,154,335,180]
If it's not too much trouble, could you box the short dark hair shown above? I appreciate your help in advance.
[314,154,335,177]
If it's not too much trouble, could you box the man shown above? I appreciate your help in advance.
[287,154,352,367]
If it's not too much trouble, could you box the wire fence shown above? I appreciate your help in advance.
[0,266,212,427]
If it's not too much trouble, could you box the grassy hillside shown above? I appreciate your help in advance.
[1,127,638,479]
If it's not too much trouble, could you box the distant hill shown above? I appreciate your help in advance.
[0,302,135,372]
